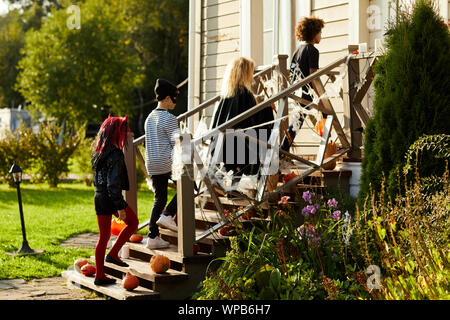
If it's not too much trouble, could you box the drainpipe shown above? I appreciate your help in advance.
[272,0,279,60]
[188,0,200,133]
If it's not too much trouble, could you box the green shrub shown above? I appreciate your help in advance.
[403,134,450,194]
[0,123,34,186]
[359,0,450,202]
[69,135,95,186]
[194,147,449,300]
[30,122,81,188]
[354,167,449,299]
[193,192,370,300]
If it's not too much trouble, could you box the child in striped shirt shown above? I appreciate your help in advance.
[144,79,180,249]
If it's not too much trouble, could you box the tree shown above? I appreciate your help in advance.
[15,0,144,126]
[359,0,450,202]
[118,0,189,135]
[0,3,45,107]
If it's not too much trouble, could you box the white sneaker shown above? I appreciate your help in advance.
[156,214,178,232]
[145,236,170,249]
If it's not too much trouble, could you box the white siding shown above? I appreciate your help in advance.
[196,0,383,157]
[200,0,240,113]
[312,0,349,66]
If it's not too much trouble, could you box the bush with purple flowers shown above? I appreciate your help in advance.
[194,188,371,300]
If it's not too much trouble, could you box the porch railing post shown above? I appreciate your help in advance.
[274,54,290,144]
[123,133,138,215]
[176,133,195,257]
[343,45,363,160]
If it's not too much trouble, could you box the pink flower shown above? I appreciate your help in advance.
[278,196,290,207]
[277,210,286,217]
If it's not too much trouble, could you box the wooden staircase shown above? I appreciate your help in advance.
[62,50,375,300]
[62,168,351,300]
[62,200,233,300]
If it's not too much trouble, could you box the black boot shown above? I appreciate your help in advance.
[105,254,129,267]
[94,277,116,286]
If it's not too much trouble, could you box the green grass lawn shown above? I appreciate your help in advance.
[0,182,172,280]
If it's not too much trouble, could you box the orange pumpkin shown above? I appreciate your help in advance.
[323,142,338,170]
[122,272,139,291]
[111,217,126,236]
[150,255,170,274]
[74,258,88,273]
[129,234,143,243]
[315,118,327,136]
[80,263,96,276]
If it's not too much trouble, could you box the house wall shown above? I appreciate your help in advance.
[0,108,32,138]
[200,0,241,123]
[312,0,350,66]
[195,0,443,156]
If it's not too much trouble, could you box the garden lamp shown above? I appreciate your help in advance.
[8,163,43,256]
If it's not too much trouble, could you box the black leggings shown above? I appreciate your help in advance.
[148,172,177,238]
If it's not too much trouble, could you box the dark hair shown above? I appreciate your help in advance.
[295,17,325,43]
[91,115,129,169]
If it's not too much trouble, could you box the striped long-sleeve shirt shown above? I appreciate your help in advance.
[144,109,180,175]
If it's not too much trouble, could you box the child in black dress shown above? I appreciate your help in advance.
[91,115,139,285]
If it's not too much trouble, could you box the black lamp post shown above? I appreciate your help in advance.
[8,163,43,256]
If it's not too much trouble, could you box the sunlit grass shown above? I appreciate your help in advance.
[0,182,172,279]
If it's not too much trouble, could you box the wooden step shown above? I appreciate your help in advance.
[201,195,269,211]
[119,243,218,299]
[92,256,189,285]
[62,270,160,300]
[159,227,230,253]
[126,242,216,266]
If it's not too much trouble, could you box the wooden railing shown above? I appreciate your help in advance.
[124,48,379,257]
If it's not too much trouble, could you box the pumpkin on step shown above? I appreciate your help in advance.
[150,255,170,274]
[323,142,338,170]
[122,272,139,291]
[80,263,96,276]
[74,258,88,273]
[129,233,143,243]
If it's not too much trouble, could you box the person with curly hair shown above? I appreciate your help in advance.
[281,16,325,152]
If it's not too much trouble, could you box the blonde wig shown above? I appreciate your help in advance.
[220,57,255,98]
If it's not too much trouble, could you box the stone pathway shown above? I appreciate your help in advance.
[0,277,104,300]
[0,233,116,300]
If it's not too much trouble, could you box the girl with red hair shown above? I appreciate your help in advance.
[91,115,139,285]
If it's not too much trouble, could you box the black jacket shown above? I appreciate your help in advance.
[93,146,129,215]
[211,87,274,176]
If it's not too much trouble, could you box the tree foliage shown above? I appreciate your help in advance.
[359,0,450,202]
[118,0,189,134]
[15,0,144,126]
[0,3,45,107]
[2,0,189,134]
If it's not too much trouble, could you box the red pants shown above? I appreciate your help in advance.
[95,206,138,280]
